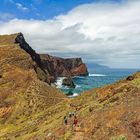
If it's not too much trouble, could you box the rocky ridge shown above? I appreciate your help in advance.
[14,33,88,85]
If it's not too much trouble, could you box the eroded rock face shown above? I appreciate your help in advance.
[15,33,52,84]
[41,55,89,78]
[62,77,76,88]
[71,63,89,76]
[14,33,88,84]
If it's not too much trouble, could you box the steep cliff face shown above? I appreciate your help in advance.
[15,33,54,84]
[41,54,89,78]
[14,33,88,84]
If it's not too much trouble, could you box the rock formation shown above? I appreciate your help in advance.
[12,33,88,85]
[70,63,88,76]
[66,91,74,96]
[62,77,76,88]
[41,54,89,78]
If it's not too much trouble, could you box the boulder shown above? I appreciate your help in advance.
[62,77,75,88]
[126,76,134,81]
[66,91,74,96]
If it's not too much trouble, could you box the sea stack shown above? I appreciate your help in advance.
[62,76,76,88]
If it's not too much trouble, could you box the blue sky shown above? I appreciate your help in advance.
[0,0,140,68]
[1,0,123,20]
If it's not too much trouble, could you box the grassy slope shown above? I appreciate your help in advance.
[0,33,67,140]
[68,72,140,140]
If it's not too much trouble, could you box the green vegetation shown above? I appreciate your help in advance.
[111,135,126,140]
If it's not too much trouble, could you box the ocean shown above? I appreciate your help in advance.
[55,68,139,97]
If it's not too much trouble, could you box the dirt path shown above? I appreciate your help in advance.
[71,126,84,140]
[28,93,70,101]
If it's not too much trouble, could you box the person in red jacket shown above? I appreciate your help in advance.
[73,116,78,127]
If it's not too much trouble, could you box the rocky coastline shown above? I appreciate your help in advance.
[15,33,88,86]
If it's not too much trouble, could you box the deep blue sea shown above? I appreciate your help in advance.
[55,69,139,97]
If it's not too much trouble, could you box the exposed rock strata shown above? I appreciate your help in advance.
[14,33,88,84]
[41,54,89,78]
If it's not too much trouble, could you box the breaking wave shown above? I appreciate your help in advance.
[55,77,65,88]
[89,73,106,77]
[67,93,79,98]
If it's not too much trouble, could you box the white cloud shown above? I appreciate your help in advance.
[16,3,29,12]
[0,0,140,68]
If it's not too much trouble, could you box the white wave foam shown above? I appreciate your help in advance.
[89,73,106,77]
[68,93,79,98]
[73,76,86,79]
[76,85,81,88]
[55,77,65,88]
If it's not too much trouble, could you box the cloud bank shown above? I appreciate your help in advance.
[0,0,140,68]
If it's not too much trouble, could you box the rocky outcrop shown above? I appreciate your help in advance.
[70,63,89,76]
[15,33,53,84]
[66,91,74,96]
[14,33,88,84]
[41,55,89,78]
[62,77,76,88]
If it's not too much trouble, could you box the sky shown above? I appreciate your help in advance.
[0,0,140,68]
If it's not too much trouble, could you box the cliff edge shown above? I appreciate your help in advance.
[14,33,88,84]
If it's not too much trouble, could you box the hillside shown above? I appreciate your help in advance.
[68,72,140,140]
[40,71,140,140]
[0,33,140,140]
[0,33,89,140]
[0,33,67,139]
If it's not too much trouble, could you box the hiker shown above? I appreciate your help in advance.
[73,116,78,127]
[69,112,72,118]
[72,112,75,117]
[64,116,68,125]
[89,107,93,112]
